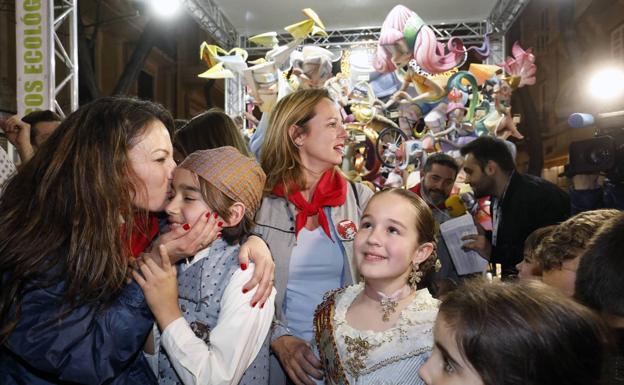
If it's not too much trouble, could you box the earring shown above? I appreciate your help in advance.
[408,263,423,289]
[434,259,442,272]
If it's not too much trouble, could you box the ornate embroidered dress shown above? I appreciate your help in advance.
[315,283,439,385]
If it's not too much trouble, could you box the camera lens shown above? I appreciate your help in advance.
[587,147,612,165]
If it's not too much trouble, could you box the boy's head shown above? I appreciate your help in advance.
[515,225,556,280]
[575,212,624,322]
[168,146,266,245]
[538,209,620,297]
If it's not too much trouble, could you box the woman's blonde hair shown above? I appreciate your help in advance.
[260,88,333,194]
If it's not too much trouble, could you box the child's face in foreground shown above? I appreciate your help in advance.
[354,193,428,284]
[165,168,211,229]
[418,316,484,385]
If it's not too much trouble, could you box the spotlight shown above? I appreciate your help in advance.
[588,67,624,101]
[150,0,181,19]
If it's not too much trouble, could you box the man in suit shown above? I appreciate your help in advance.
[460,136,570,278]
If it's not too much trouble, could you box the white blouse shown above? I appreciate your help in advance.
[159,260,276,385]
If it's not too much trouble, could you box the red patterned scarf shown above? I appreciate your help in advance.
[272,170,346,241]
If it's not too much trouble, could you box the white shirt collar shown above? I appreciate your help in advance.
[182,245,212,270]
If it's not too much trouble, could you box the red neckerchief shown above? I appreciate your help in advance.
[129,213,160,257]
[272,170,347,241]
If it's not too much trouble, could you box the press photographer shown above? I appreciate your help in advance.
[565,110,624,213]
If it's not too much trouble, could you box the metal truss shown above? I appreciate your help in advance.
[183,0,528,115]
[241,21,491,54]
[429,21,491,45]
[224,72,244,117]
[224,33,245,119]
[182,0,242,115]
[488,0,530,34]
[49,0,79,117]
[181,0,239,49]
[486,33,506,66]
[242,26,382,52]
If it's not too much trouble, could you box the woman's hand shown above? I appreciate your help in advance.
[148,211,221,265]
[133,245,182,330]
[271,335,323,385]
[238,235,275,307]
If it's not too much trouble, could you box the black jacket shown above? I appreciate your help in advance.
[490,172,570,277]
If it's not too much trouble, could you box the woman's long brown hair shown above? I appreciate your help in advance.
[0,97,174,343]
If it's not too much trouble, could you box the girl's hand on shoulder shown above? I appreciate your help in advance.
[132,245,182,330]
[238,235,275,308]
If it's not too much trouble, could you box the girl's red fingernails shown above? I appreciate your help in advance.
[251,302,257,308]
[217,221,223,227]
[213,212,218,219]
[240,263,247,270]
[242,288,248,294]
[182,223,190,231]
[260,303,265,309]
[217,232,222,238]
[205,212,211,218]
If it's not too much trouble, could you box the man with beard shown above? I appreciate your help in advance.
[460,137,570,278]
[410,153,462,292]
[409,153,459,224]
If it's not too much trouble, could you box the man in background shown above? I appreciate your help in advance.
[460,136,570,278]
[410,152,461,292]
[1,110,61,164]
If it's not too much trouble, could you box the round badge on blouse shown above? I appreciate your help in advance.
[336,219,357,241]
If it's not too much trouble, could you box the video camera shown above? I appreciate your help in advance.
[564,111,624,182]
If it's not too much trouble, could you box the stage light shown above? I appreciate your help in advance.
[150,0,181,19]
[588,67,624,101]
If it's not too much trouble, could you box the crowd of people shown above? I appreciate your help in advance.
[0,92,622,385]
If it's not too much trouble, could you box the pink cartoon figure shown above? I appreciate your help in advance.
[475,42,536,140]
[375,5,467,75]
[375,4,489,147]
[500,42,537,88]
[375,5,463,112]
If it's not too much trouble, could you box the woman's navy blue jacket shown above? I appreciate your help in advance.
[0,266,156,385]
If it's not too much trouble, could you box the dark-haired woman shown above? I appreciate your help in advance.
[173,108,251,163]
[0,97,273,385]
